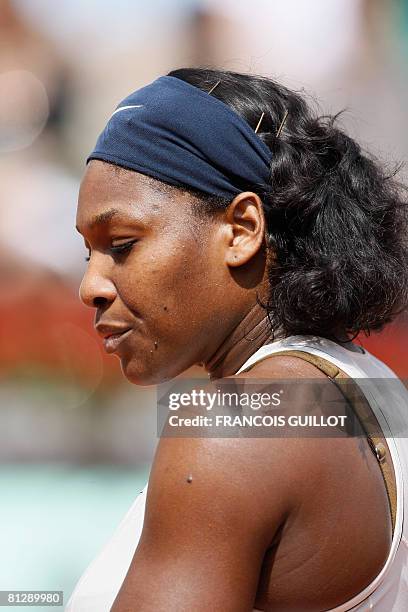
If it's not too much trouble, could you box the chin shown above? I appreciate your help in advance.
[119,355,178,387]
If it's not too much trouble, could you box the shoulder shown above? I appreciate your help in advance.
[146,435,299,530]
[234,351,329,379]
[147,351,342,526]
[152,350,333,503]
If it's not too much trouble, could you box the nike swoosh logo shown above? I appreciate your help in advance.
[109,104,144,119]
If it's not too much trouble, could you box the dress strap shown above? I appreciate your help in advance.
[243,348,398,533]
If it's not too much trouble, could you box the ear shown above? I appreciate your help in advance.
[223,192,266,267]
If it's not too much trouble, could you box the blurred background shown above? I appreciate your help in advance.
[1,0,407,608]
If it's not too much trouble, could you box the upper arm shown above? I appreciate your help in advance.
[111,434,296,612]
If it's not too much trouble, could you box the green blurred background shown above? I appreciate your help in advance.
[1,0,408,609]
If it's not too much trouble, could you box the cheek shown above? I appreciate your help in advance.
[118,240,218,333]
[115,246,219,384]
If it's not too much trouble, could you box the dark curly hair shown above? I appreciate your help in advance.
[167,67,408,340]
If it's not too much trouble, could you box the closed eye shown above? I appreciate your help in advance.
[84,240,138,262]
[110,239,138,257]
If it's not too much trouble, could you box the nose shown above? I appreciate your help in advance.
[79,260,117,309]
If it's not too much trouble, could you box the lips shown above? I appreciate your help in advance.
[95,323,133,354]
[102,328,132,353]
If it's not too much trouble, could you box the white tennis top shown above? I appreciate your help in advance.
[66,335,408,611]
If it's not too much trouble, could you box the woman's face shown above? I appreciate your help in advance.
[76,161,263,385]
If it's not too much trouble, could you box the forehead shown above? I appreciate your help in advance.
[76,160,192,231]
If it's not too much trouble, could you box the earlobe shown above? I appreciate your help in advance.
[224,192,266,267]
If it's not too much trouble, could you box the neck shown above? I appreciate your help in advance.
[204,303,275,380]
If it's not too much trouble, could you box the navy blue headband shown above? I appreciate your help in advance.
[87,75,272,198]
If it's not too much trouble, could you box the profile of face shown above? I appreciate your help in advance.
[76,161,267,385]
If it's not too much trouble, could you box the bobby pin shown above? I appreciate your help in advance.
[276,109,289,137]
[207,80,221,95]
[254,111,265,134]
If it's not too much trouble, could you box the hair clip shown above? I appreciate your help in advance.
[207,80,221,95]
[254,111,265,134]
[276,109,289,137]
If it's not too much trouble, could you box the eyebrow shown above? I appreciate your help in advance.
[89,208,120,228]
[76,208,120,233]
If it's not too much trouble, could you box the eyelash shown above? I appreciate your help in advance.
[84,240,137,262]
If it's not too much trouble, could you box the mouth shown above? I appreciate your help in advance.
[102,328,133,354]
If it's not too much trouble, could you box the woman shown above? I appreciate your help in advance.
[67,68,408,611]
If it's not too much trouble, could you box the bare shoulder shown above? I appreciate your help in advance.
[142,351,343,533]
[145,434,299,541]
[234,352,329,379]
